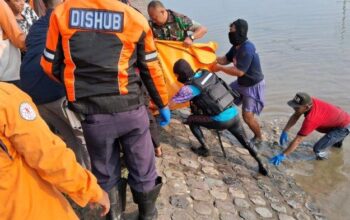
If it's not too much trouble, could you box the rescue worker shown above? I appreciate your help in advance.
[147,0,207,46]
[0,0,26,86]
[214,19,265,144]
[0,82,110,219]
[172,59,268,176]
[119,0,163,158]
[41,1,171,219]
[270,92,350,165]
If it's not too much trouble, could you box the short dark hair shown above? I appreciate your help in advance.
[148,0,165,10]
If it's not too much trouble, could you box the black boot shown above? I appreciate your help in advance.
[191,145,210,157]
[119,178,127,212]
[333,141,343,148]
[131,177,162,220]
[190,124,210,157]
[106,186,123,220]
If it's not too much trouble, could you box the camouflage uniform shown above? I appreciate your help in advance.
[150,10,200,41]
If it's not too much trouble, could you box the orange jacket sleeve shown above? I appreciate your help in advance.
[137,21,168,109]
[0,0,25,49]
[40,11,64,83]
[0,83,102,207]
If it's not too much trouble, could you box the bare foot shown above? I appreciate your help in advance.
[155,147,162,157]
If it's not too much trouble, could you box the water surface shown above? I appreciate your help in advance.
[161,0,350,219]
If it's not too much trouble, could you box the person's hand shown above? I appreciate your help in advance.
[155,146,162,157]
[211,63,222,72]
[279,131,288,146]
[159,107,171,127]
[269,153,286,166]
[183,37,193,47]
[90,190,110,217]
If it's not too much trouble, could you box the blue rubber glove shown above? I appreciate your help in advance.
[269,153,286,166]
[159,107,171,127]
[279,131,288,146]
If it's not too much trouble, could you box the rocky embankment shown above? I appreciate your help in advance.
[120,110,325,220]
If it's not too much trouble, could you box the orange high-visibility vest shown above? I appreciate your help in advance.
[41,0,168,113]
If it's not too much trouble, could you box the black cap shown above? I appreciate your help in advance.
[287,92,312,108]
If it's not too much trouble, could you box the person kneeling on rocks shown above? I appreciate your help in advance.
[270,92,350,165]
[172,59,268,175]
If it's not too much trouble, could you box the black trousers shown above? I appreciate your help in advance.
[186,114,250,147]
[186,114,261,159]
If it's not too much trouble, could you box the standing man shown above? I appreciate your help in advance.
[41,1,170,219]
[147,0,207,46]
[270,92,350,165]
[0,82,109,219]
[213,19,265,144]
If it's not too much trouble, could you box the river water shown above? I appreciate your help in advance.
[161,0,350,219]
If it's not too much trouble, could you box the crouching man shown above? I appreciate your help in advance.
[270,92,350,165]
[172,59,268,175]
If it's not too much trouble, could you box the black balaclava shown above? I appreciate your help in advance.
[228,19,248,46]
[173,59,195,84]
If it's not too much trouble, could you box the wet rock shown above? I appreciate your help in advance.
[222,141,233,148]
[162,155,179,163]
[175,136,190,146]
[193,201,213,215]
[198,157,215,167]
[234,198,250,208]
[241,155,258,167]
[314,215,326,220]
[239,210,257,220]
[229,187,246,199]
[171,210,193,220]
[249,195,266,206]
[295,212,311,220]
[213,157,228,165]
[305,201,320,213]
[223,176,241,187]
[271,203,287,213]
[169,195,190,209]
[279,214,296,220]
[167,179,188,194]
[202,166,220,176]
[178,151,197,159]
[257,180,272,192]
[235,147,250,155]
[163,169,185,180]
[220,212,239,220]
[255,207,273,218]
[205,177,224,187]
[214,200,236,213]
[210,188,227,200]
[287,200,302,209]
[264,192,280,203]
[190,189,212,201]
[186,178,209,190]
[228,156,246,165]
[180,158,200,169]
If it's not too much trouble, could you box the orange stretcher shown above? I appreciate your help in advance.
[151,40,218,112]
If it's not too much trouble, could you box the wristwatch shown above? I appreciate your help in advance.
[189,34,195,41]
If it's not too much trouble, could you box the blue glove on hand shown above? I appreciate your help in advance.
[269,153,286,166]
[279,131,288,146]
[159,107,171,127]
